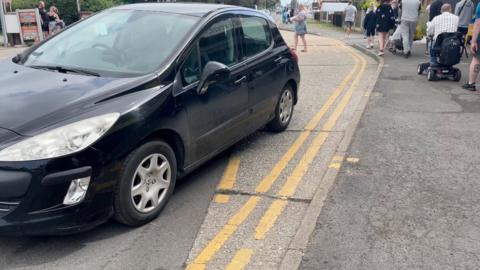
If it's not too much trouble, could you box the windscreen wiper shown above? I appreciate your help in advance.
[29,65,101,77]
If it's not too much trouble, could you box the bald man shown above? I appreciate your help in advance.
[427,4,459,65]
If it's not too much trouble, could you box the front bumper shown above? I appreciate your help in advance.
[0,197,114,235]
[0,148,120,235]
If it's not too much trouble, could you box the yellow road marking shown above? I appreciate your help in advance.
[214,194,230,204]
[186,196,260,270]
[332,156,344,162]
[254,50,368,240]
[328,162,342,169]
[254,199,288,240]
[278,131,329,197]
[330,156,344,169]
[225,249,254,270]
[255,45,360,194]
[346,157,360,163]
[217,156,241,190]
[214,155,241,203]
[254,131,310,193]
[188,41,362,269]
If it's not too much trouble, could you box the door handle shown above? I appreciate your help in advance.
[234,75,247,85]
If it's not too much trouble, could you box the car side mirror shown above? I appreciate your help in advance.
[197,61,231,95]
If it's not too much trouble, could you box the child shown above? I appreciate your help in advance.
[363,6,377,49]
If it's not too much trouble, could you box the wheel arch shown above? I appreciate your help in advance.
[286,79,298,104]
[140,129,186,172]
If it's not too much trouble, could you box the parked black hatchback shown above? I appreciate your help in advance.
[0,3,300,235]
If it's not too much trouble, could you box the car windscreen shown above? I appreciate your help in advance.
[22,10,199,77]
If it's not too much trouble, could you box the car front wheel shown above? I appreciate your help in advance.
[114,140,177,227]
[267,84,295,132]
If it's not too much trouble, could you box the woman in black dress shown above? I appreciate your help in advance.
[376,0,395,56]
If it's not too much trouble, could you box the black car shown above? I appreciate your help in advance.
[0,3,300,235]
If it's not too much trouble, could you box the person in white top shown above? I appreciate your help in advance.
[344,1,357,37]
[427,4,459,65]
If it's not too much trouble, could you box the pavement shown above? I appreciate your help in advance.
[0,46,24,59]
[0,30,380,270]
[299,27,480,269]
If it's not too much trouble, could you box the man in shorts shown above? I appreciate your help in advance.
[462,2,480,91]
[344,1,357,37]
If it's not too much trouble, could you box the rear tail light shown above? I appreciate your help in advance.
[290,48,298,62]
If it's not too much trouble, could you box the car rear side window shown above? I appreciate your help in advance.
[199,17,238,67]
[240,16,273,58]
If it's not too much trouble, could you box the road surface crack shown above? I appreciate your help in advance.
[216,189,311,203]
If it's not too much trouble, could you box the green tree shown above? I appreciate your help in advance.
[80,0,123,13]
[12,0,124,25]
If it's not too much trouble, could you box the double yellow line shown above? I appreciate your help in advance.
[255,51,367,241]
[187,41,367,270]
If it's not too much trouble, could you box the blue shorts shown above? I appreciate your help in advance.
[295,24,307,35]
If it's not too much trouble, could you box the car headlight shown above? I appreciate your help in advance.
[0,113,120,162]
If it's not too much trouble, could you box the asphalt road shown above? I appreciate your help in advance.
[0,154,228,270]
[0,31,379,270]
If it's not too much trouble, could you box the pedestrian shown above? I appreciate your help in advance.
[455,0,475,35]
[462,2,480,91]
[399,0,421,58]
[37,1,49,38]
[427,4,459,65]
[391,0,400,21]
[48,6,65,35]
[364,4,377,49]
[292,4,308,52]
[429,0,444,21]
[344,0,357,37]
[376,0,395,56]
[282,7,288,24]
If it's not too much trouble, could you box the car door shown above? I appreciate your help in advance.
[177,15,250,161]
[238,14,286,132]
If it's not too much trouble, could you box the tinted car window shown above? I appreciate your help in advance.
[199,18,238,67]
[23,10,199,77]
[240,16,272,58]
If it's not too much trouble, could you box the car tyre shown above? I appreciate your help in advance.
[114,140,177,227]
[267,84,295,132]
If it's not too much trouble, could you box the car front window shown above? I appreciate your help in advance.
[23,10,199,77]
[181,17,238,86]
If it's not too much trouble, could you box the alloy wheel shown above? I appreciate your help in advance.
[131,153,171,213]
[279,89,293,125]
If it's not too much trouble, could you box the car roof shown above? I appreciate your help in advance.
[112,3,245,17]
